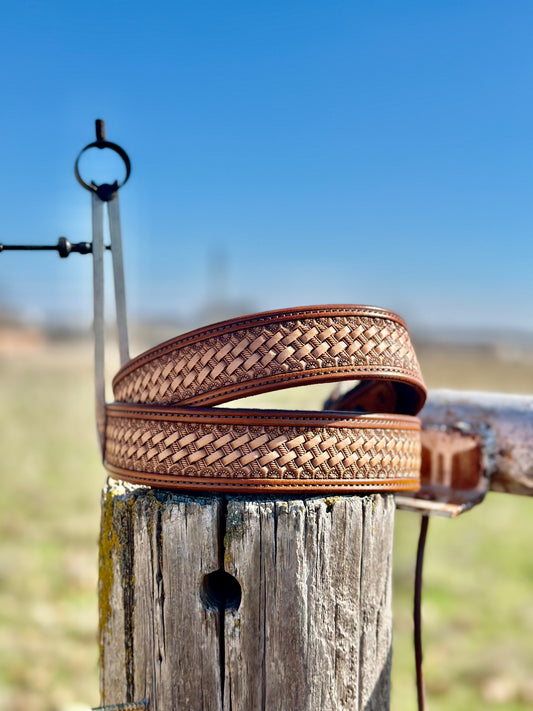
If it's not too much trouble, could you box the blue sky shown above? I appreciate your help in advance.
[1,1,532,334]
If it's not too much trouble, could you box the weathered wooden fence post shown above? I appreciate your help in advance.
[99,481,395,711]
[98,305,426,710]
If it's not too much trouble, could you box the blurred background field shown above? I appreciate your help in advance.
[1,326,533,711]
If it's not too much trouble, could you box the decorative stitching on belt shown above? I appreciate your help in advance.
[113,305,410,380]
[104,464,421,491]
[105,305,426,493]
[106,406,420,428]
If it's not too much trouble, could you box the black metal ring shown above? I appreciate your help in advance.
[74,139,131,200]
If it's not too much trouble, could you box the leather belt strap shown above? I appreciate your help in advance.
[104,305,426,493]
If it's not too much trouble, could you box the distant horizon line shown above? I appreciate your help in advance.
[3,308,533,349]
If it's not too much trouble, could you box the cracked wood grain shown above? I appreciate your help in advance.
[99,481,395,710]
[99,483,223,710]
[222,495,394,711]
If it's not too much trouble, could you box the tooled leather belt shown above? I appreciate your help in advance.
[104,304,426,493]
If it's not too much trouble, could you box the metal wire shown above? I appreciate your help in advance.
[414,514,429,711]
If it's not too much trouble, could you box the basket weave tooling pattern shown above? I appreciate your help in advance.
[105,305,426,493]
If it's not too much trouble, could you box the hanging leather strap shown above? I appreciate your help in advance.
[91,190,131,455]
[77,120,131,454]
[107,195,130,366]
[104,305,426,493]
[92,192,106,451]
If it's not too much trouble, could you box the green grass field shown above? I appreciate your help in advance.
[1,339,532,710]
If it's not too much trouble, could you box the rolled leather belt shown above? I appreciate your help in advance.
[104,305,426,493]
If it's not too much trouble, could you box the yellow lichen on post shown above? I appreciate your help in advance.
[98,490,119,638]
[98,480,139,703]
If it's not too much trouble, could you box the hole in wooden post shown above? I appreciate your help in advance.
[202,568,242,611]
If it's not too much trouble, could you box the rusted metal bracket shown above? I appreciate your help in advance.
[419,389,533,497]
[396,426,489,517]
[397,388,533,516]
